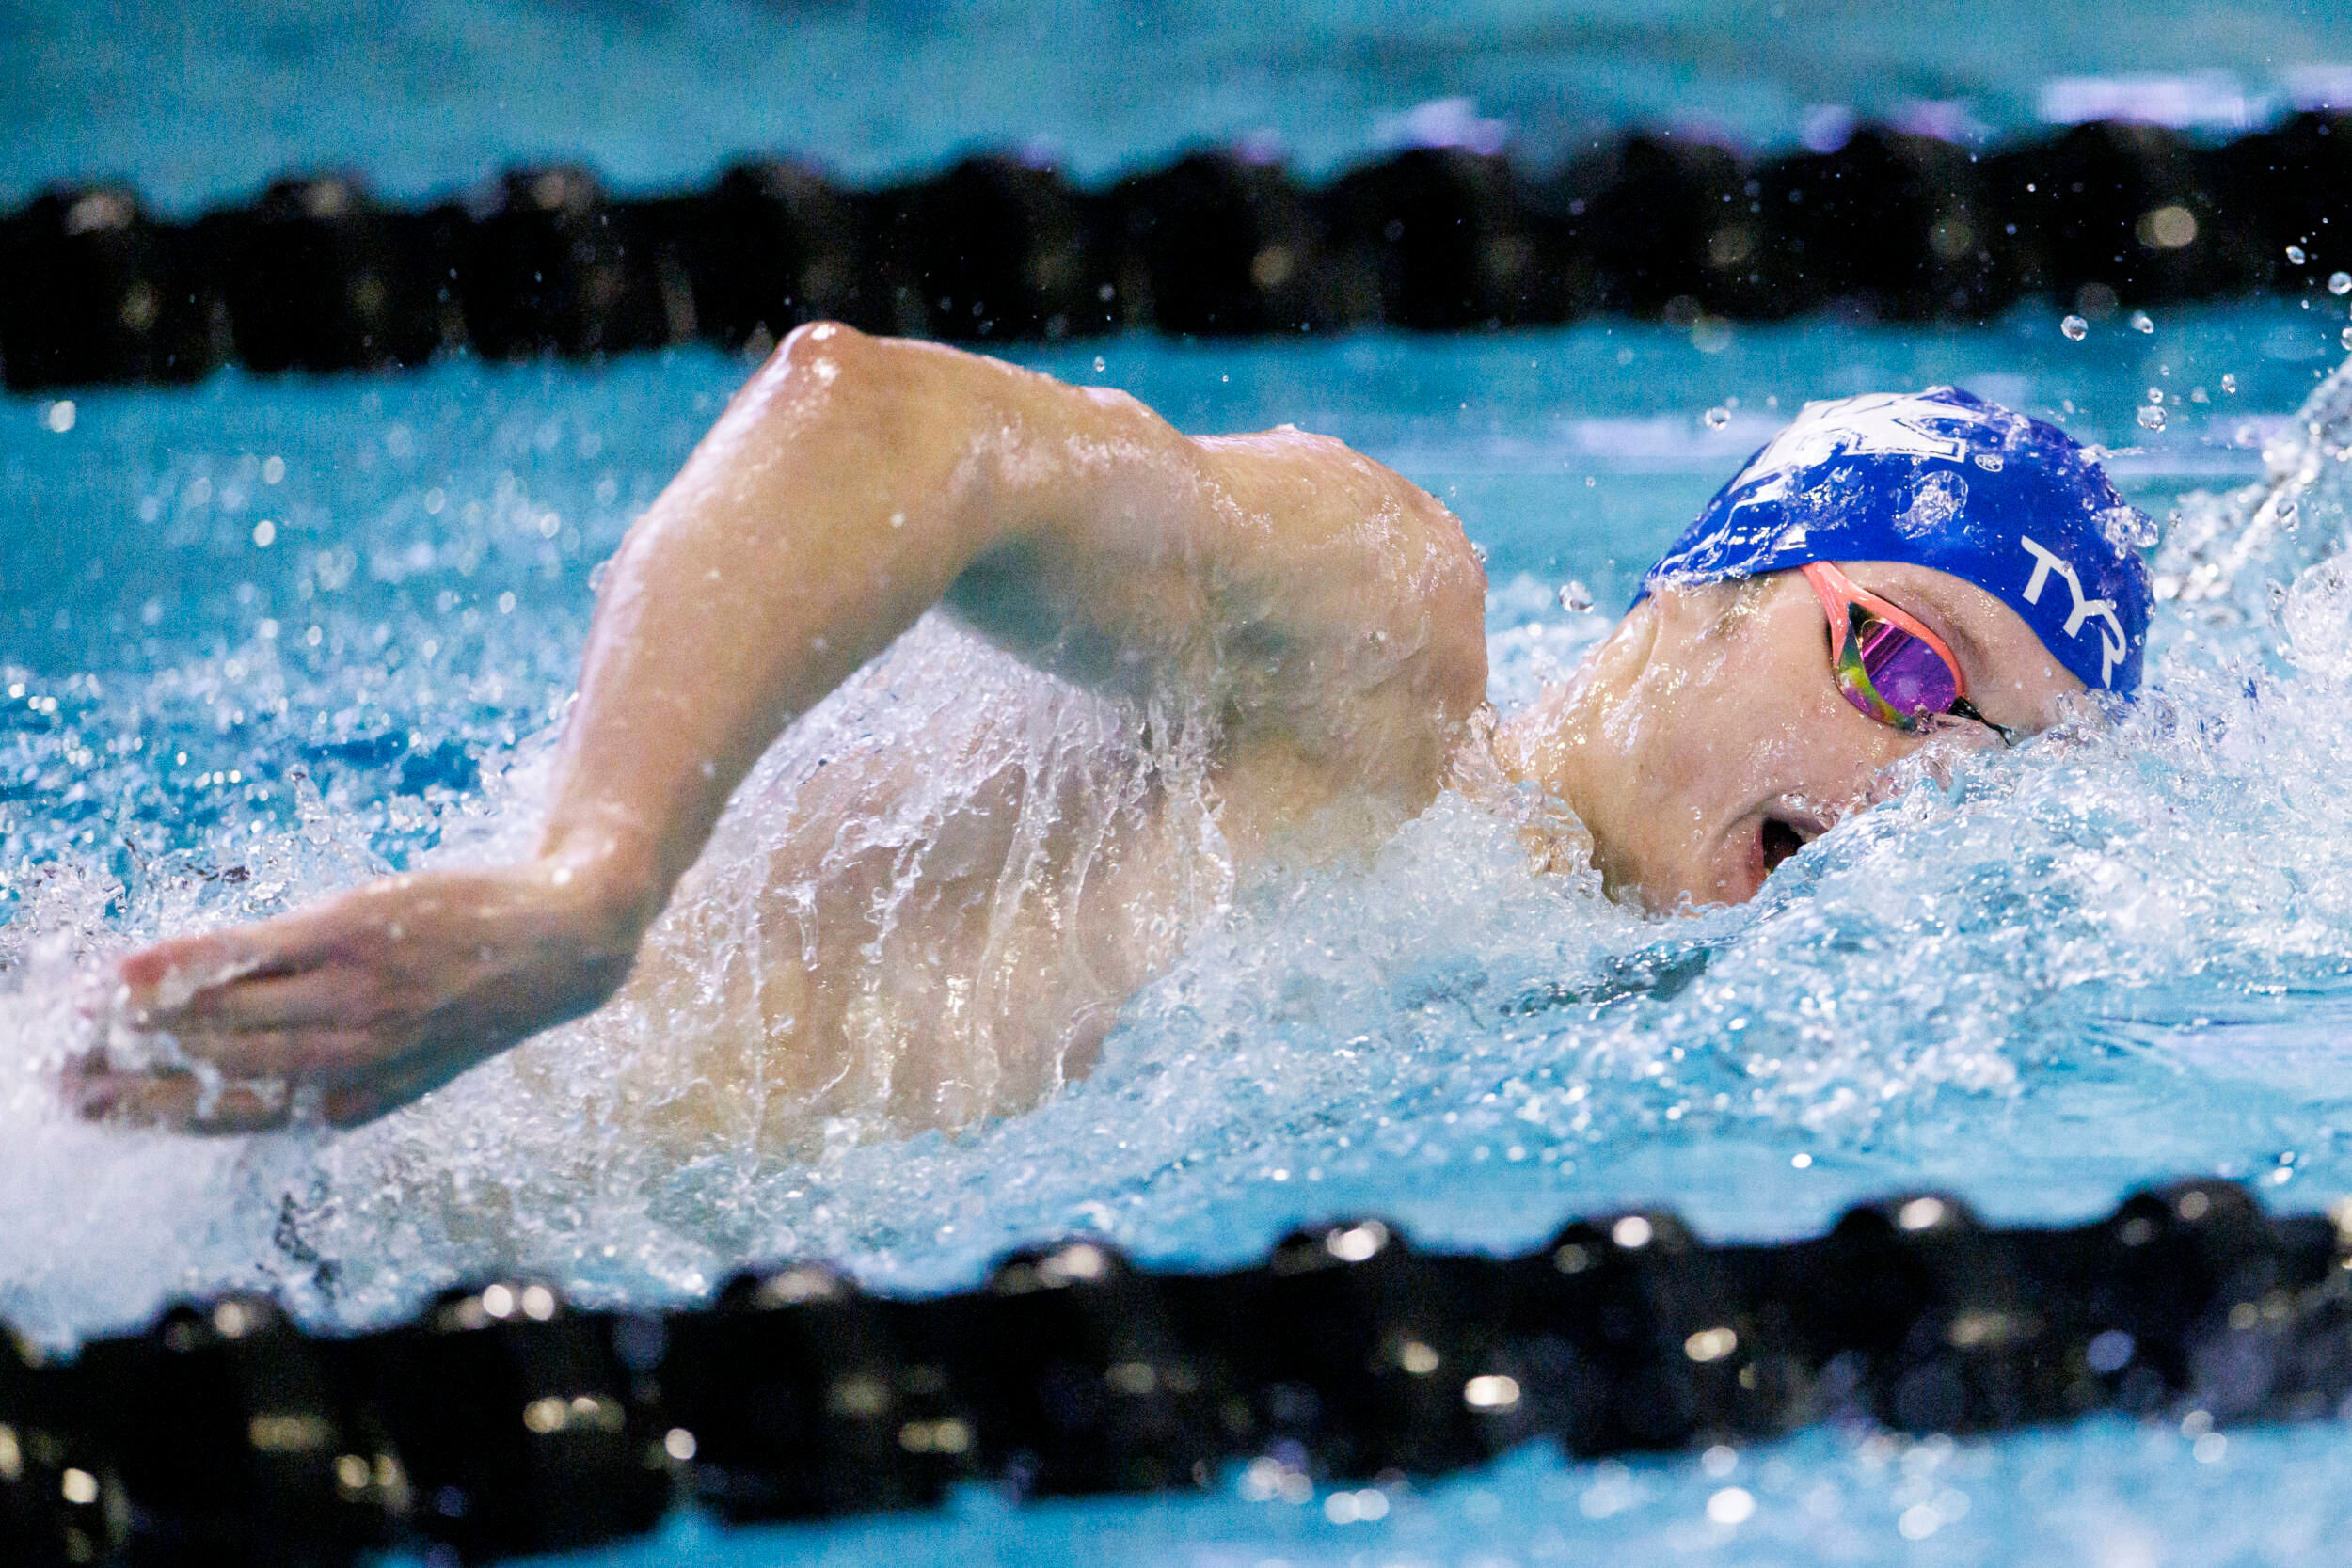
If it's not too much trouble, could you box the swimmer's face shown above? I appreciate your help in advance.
[1552,562,2085,910]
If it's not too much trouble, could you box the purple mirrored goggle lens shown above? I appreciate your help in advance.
[1847,613,1961,721]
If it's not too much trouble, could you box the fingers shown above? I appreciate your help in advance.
[143,967,369,1033]
[151,1023,386,1082]
[113,927,312,1031]
[111,896,389,1035]
[66,1068,297,1135]
[113,875,424,1001]
[71,1034,478,1135]
[117,922,296,995]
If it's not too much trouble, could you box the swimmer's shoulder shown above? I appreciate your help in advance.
[1189,422,1486,635]
[1175,420,1488,807]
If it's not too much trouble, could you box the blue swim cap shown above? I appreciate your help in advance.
[1637,388,2155,694]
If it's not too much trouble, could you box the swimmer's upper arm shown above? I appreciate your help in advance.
[929,371,1489,796]
[616,322,1483,847]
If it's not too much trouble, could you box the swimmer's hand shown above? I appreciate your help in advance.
[68,862,645,1132]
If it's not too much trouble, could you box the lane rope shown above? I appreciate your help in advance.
[2,114,2347,389]
[5,1176,2349,1563]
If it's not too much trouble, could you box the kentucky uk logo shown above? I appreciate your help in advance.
[1733,392,1976,507]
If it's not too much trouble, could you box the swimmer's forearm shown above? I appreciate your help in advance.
[531,323,1195,928]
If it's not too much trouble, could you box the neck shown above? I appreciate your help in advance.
[1479,600,1661,877]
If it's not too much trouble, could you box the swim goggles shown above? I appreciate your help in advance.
[1800,562,2016,743]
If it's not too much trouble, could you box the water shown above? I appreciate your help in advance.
[8,0,2351,214]
[8,302,2352,1565]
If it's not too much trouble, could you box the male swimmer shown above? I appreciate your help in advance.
[71,325,2151,1133]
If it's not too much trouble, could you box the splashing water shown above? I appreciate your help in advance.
[5,334,2352,1356]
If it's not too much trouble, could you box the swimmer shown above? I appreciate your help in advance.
[71,326,2151,1133]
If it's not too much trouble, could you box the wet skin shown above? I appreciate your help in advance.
[71,326,2083,1133]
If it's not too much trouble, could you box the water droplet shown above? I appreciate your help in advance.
[2331,272,2352,296]
[2222,374,2238,394]
[2060,314,2089,341]
[2099,505,2157,549]
[2343,326,2352,351]
[1092,356,1106,372]
[1557,580,1595,613]
[2137,404,2167,431]
[2130,311,2155,334]
[41,400,75,434]
[1703,406,1731,430]
[2287,245,2308,264]
[2147,387,2165,404]
[1897,469,1969,537]
[251,518,277,547]
[2280,499,2300,531]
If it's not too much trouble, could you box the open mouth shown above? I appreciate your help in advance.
[1759,815,1820,876]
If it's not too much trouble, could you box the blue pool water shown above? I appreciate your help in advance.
[8,298,2352,1564]
[8,0,2351,214]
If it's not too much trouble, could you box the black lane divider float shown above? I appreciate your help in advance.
[4,114,2352,392]
[7,1176,2352,1565]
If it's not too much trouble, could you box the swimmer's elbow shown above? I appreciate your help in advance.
[749,320,879,404]
[744,323,1020,452]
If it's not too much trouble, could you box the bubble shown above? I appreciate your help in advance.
[2130,311,2155,335]
[2331,272,2352,296]
[2060,315,2089,341]
[1557,580,1595,613]
[1703,406,1731,430]
[2287,245,2308,264]
[2137,404,2167,431]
